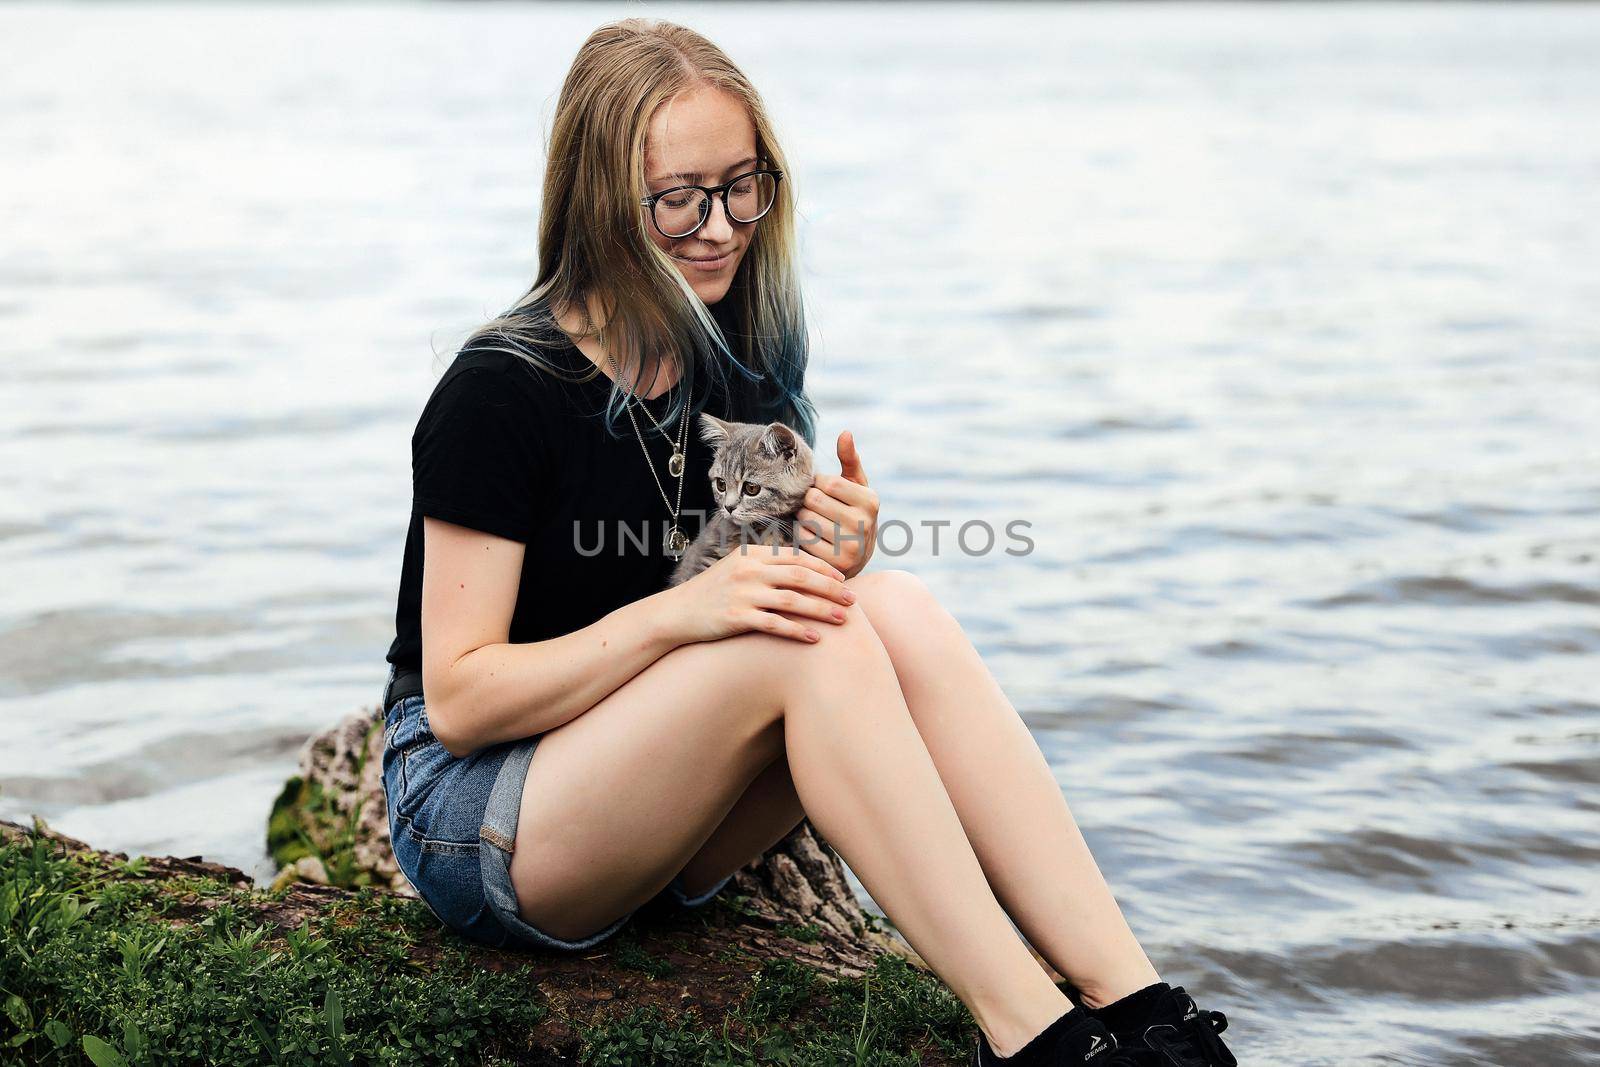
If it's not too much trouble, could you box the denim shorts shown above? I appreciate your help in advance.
[379,665,734,952]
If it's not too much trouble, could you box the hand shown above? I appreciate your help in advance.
[795,430,879,579]
[664,544,857,645]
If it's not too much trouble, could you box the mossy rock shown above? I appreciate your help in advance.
[1,818,974,1065]
[266,711,406,894]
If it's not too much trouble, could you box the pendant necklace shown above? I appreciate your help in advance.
[592,318,693,559]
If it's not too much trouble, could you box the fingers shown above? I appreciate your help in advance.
[740,609,821,644]
[800,485,855,527]
[836,430,869,487]
[811,471,877,511]
[740,543,845,582]
[750,584,849,626]
[796,500,871,554]
[793,510,837,551]
[720,545,855,642]
[766,562,854,607]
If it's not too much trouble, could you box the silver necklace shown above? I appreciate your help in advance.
[591,319,693,558]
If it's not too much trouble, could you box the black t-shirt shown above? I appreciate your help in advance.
[384,330,734,673]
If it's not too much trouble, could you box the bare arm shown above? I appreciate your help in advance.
[420,516,681,757]
[420,514,858,759]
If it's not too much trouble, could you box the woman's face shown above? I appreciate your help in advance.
[642,85,762,306]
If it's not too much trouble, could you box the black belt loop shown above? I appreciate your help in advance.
[383,667,424,713]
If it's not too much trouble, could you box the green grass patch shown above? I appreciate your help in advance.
[773,923,823,944]
[1,828,975,1065]
[611,934,678,979]
[0,832,545,1065]
[577,952,971,1066]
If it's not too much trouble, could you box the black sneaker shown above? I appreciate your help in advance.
[972,1008,1153,1066]
[1108,986,1237,1067]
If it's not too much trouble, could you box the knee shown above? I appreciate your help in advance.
[708,609,892,747]
[822,594,890,657]
[734,591,893,678]
[845,568,939,621]
[707,602,885,688]
[782,592,888,656]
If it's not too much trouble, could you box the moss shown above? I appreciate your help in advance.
[0,832,545,1065]
[575,954,971,1066]
[773,922,823,944]
[265,775,312,867]
[154,873,232,901]
[712,892,762,921]
[611,934,678,979]
[1,827,976,1065]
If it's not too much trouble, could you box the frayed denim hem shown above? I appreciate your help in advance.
[665,870,734,908]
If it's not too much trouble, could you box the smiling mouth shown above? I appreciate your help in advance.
[674,249,736,264]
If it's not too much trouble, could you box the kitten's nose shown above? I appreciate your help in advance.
[723,502,737,513]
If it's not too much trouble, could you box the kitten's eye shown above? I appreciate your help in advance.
[742,483,762,497]
[713,477,725,493]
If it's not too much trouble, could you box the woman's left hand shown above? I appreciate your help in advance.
[796,430,878,580]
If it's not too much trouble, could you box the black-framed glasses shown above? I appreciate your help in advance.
[640,168,784,239]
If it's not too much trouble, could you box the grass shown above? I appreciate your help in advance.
[0,827,975,1065]
[575,953,970,1066]
[0,830,546,1064]
[773,923,824,944]
[611,934,678,979]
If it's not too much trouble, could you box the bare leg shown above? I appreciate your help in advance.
[668,751,805,898]
[847,569,1161,1008]
[510,598,1072,1056]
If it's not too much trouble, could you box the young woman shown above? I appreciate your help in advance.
[380,19,1237,1067]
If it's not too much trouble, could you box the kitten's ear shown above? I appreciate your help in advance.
[758,422,800,464]
[698,413,732,447]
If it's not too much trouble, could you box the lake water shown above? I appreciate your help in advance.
[3,2,1597,1063]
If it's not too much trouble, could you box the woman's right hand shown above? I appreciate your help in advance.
[664,545,857,645]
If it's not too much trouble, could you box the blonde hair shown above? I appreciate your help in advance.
[461,17,817,446]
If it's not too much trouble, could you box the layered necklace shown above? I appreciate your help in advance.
[586,311,694,559]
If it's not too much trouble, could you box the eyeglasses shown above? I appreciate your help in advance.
[640,168,784,239]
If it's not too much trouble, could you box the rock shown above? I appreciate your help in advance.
[269,708,920,965]
[266,709,411,895]
[293,855,329,885]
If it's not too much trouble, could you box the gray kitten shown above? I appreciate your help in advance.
[668,414,816,587]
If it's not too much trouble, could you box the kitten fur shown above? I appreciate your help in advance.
[668,414,816,587]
